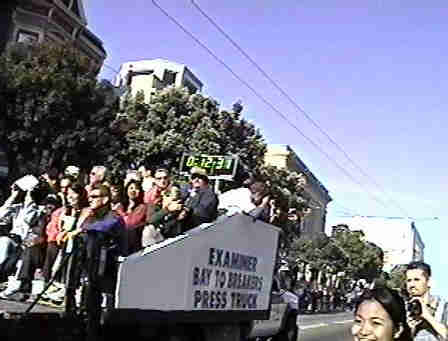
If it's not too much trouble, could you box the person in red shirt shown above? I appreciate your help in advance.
[144,168,171,205]
[121,179,150,254]
[42,183,89,285]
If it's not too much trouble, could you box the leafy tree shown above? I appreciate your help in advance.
[386,265,407,292]
[0,42,125,181]
[119,87,267,176]
[289,228,384,285]
[331,229,384,282]
[288,232,348,276]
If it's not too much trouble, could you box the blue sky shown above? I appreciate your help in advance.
[86,1,447,296]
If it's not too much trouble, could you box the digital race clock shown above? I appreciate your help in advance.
[179,154,239,180]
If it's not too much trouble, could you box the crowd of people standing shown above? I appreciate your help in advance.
[0,161,284,311]
[0,163,222,307]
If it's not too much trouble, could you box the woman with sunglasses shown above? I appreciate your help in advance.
[144,168,171,205]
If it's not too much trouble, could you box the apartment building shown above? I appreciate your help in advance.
[0,0,106,72]
[115,59,203,102]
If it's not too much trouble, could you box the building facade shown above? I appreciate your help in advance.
[115,59,203,102]
[333,216,425,272]
[0,0,106,72]
[264,144,332,237]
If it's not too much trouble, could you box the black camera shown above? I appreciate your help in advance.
[408,299,422,317]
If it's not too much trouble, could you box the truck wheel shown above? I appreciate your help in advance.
[166,326,197,341]
[274,315,298,341]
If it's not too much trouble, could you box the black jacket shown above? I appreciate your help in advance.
[183,186,219,231]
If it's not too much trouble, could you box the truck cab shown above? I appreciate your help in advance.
[246,264,299,341]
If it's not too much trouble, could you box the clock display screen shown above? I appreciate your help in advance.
[179,154,238,179]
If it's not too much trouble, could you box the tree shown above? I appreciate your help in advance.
[289,228,384,286]
[119,87,267,176]
[386,265,407,292]
[288,232,348,277]
[331,229,384,282]
[119,88,311,246]
[0,42,125,181]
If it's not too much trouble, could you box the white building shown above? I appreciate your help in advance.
[332,216,425,272]
[115,59,203,102]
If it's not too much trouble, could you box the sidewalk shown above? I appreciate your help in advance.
[0,298,62,315]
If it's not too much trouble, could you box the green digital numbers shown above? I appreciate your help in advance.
[180,154,238,179]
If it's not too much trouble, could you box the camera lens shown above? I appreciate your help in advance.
[409,300,422,317]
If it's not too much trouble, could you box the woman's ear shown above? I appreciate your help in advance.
[393,323,404,339]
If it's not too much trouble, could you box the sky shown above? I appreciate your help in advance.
[86,1,447,296]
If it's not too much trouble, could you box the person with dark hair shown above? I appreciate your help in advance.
[248,181,271,222]
[119,179,149,253]
[405,261,447,341]
[352,286,412,341]
[181,167,219,231]
[41,168,60,194]
[138,164,155,193]
[44,183,93,309]
[144,186,185,243]
[11,194,62,301]
[57,175,75,207]
[0,179,50,299]
[48,183,127,323]
[42,183,90,292]
[218,178,271,223]
[144,168,171,205]
[75,183,126,338]
[108,177,125,215]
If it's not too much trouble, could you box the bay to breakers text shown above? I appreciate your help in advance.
[192,247,265,310]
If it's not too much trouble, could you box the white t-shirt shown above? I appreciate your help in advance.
[218,187,255,214]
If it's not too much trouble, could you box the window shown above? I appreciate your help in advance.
[52,10,75,35]
[184,79,198,94]
[16,30,39,44]
[71,0,81,18]
[163,70,177,86]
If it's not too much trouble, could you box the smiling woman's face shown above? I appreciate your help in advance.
[67,188,80,207]
[352,299,395,341]
[127,182,141,200]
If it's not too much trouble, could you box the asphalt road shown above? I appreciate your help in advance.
[299,311,353,341]
[0,299,354,341]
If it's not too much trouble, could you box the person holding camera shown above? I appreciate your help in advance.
[405,261,447,341]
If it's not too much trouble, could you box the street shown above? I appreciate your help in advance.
[1,298,354,341]
[299,312,353,341]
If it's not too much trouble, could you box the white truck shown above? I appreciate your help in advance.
[0,213,299,341]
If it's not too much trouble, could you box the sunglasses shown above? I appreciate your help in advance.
[155,176,169,180]
[89,194,103,199]
[191,174,207,181]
